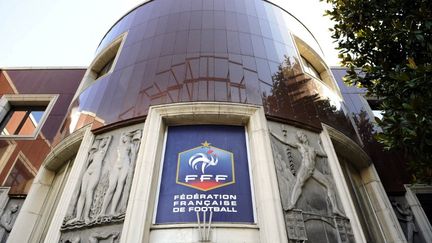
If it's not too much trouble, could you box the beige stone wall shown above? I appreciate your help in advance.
[9,102,409,243]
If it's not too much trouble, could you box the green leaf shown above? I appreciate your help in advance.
[323,0,432,183]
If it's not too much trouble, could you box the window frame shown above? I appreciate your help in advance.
[0,94,58,139]
[404,184,432,240]
[301,55,322,80]
[121,103,286,242]
[77,33,127,94]
[152,125,257,225]
[321,124,405,242]
[2,151,37,195]
[293,35,340,92]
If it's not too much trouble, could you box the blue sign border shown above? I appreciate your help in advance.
[155,125,255,224]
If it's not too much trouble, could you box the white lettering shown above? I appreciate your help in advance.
[184,175,229,182]
[185,175,197,182]
[200,174,212,182]
[216,175,228,182]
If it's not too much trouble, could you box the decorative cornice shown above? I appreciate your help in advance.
[44,125,91,171]
[322,123,371,169]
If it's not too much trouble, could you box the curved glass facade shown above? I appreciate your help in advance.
[62,0,356,142]
[8,2,420,243]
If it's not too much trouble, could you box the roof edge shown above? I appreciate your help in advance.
[1,66,87,70]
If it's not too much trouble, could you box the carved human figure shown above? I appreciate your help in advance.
[0,204,19,241]
[118,130,142,212]
[392,201,417,243]
[99,133,135,216]
[68,136,110,224]
[272,130,344,215]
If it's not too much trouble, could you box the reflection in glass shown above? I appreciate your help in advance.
[66,0,342,137]
[3,158,35,195]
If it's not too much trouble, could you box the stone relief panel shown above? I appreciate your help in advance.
[0,197,23,243]
[60,124,143,242]
[268,121,354,243]
[390,196,426,243]
[0,188,10,214]
[60,225,121,243]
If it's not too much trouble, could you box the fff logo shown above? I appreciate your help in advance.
[176,141,235,191]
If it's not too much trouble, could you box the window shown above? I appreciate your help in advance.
[79,33,126,92]
[3,155,36,195]
[301,55,321,80]
[404,185,432,240]
[90,46,117,81]
[0,140,15,164]
[35,159,74,242]
[0,105,46,136]
[0,94,58,139]
[96,57,115,79]
[338,155,384,242]
[293,36,339,91]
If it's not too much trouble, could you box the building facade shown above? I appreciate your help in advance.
[1,0,431,242]
[0,68,85,242]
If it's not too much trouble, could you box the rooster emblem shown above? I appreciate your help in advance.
[188,149,218,174]
[177,141,234,191]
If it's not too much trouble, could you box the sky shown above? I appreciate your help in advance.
[0,0,340,68]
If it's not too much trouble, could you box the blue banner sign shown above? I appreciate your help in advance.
[155,125,254,224]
